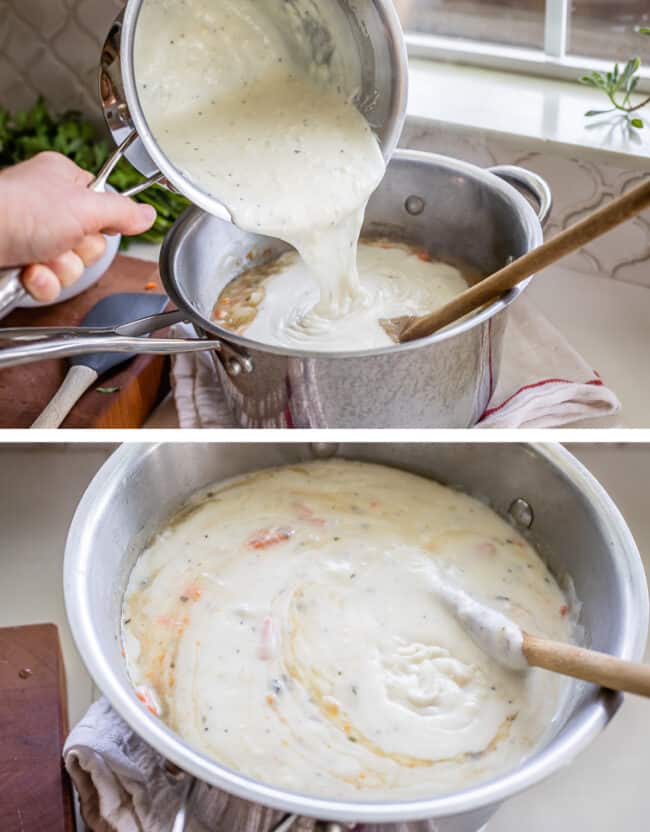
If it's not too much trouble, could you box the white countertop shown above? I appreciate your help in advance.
[0,443,648,829]
[527,267,650,429]
[408,59,650,169]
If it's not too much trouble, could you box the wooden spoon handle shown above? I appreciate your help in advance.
[399,177,650,343]
[523,632,650,697]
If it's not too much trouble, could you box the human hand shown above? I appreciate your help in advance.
[0,152,157,302]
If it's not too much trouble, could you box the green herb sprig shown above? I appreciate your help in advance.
[0,97,189,247]
[580,28,650,130]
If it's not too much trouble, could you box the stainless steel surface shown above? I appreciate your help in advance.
[64,443,648,830]
[0,334,216,368]
[100,0,408,221]
[487,166,553,226]
[160,151,548,427]
[172,777,199,832]
[0,303,198,367]
[0,267,27,319]
[508,498,535,529]
[271,816,299,832]
[0,310,187,341]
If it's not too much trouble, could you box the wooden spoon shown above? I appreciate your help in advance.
[523,633,650,698]
[430,572,650,697]
[387,177,650,343]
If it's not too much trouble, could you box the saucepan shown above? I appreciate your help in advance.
[0,0,407,318]
[64,442,648,831]
[0,152,551,427]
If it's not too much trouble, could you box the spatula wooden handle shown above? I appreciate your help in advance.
[523,632,650,698]
[399,177,650,342]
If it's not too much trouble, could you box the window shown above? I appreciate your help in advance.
[398,1,650,91]
[395,1,545,50]
[569,1,650,61]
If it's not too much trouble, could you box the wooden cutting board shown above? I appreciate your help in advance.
[0,624,74,832]
[0,255,171,429]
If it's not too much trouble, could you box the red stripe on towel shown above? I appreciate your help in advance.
[480,377,604,419]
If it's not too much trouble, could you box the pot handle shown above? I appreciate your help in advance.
[0,332,216,369]
[0,130,164,319]
[489,165,553,226]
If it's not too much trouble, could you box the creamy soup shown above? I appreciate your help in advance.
[122,460,573,799]
[135,0,385,318]
[213,240,471,351]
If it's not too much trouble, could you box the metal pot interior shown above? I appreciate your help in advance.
[159,151,542,356]
[64,443,648,823]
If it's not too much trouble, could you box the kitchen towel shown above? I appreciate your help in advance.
[171,298,620,429]
[478,298,620,429]
[64,698,320,832]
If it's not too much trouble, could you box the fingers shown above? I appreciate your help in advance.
[21,246,90,303]
[46,250,85,287]
[21,264,61,303]
[84,191,157,237]
[74,233,106,267]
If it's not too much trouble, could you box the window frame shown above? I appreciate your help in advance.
[405,0,650,95]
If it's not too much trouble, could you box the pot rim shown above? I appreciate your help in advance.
[119,0,409,224]
[158,148,544,360]
[63,443,648,823]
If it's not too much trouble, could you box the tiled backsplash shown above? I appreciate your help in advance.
[0,0,121,121]
[402,120,650,289]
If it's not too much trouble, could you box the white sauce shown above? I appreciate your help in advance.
[428,572,527,671]
[135,0,385,320]
[123,460,573,799]
[220,241,469,352]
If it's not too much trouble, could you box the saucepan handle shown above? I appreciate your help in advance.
[92,129,164,197]
[0,268,26,319]
[488,165,553,226]
[0,333,216,369]
[0,130,163,319]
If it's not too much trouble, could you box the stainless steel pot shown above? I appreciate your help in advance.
[158,151,551,428]
[64,442,648,832]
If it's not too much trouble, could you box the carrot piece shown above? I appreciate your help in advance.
[144,281,158,290]
[258,616,277,661]
[180,583,202,601]
[246,527,294,549]
[136,686,160,716]
[293,502,327,526]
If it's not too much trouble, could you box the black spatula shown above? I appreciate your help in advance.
[31,293,170,428]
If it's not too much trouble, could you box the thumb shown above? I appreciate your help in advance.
[83,191,157,237]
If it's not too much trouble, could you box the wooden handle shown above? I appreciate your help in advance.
[523,632,650,698]
[399,177,650,342]
[31,365,98,429]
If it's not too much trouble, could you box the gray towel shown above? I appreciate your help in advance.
[64,699,319,832]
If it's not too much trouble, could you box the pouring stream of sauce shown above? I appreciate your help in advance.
[135,0,385,321]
